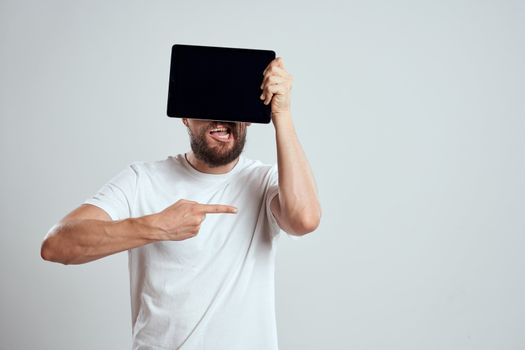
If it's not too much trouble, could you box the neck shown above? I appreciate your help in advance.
[185,152,240,174]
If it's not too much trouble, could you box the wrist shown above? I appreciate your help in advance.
[272,111,294,129]
[128,215,165,242]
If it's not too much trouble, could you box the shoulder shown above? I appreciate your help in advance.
[126,155,186,177]
[236,156,277,183]
[106,156,189,191]
[239,156,274,172]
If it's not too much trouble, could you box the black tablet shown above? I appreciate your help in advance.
[166,44,276,124]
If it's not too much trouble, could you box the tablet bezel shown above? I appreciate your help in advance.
[166,44,276,124]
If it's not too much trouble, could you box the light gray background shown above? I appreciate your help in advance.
[1,0,524,349]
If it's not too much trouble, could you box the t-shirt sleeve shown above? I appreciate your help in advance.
[265,164,281,238]
[83,164,138,221]
[264,164,303,240]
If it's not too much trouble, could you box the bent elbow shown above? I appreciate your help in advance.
[289,210,321,236]
[295,219,320,236]
[40,238,53,262]
[41,241,70,265]
[40,231,69,265]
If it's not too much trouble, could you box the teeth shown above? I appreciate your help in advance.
[211,128,228,132]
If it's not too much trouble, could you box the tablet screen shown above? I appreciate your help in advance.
[167,44,276,123]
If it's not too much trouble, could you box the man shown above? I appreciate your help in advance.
[41,57,321,349]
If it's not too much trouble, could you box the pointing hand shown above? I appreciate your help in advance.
[145,199,238,241]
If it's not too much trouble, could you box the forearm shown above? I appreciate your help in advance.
[41,216,161,265]
[273,112,321,233]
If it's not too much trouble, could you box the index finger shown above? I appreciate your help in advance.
[197,203,238,214]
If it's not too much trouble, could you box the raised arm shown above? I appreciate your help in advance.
[41,201,237,264]
[260,57,321,235]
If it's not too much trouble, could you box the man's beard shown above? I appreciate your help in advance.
[188,122,247,168]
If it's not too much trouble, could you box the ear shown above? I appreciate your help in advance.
[182,118,189,127]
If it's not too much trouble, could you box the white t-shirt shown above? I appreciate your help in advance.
[84,154,282,350]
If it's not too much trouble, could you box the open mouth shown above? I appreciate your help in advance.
[208,126,233,143]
